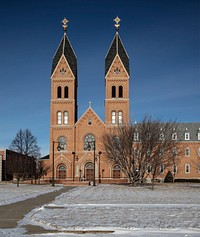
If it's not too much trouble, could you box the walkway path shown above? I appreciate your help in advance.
[0,186,75,234]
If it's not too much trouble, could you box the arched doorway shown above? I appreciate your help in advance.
[113,165,120,178]
[57,164,67,179]
[85,163,94,181]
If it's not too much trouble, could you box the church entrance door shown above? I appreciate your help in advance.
[85,163,94,181]
[57,165,66,179]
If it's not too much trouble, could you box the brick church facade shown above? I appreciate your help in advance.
[43,17,200,184]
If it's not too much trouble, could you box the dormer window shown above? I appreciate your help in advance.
[198,132,200,140]
[134,133,139,141]
[185,133,190,140]
[172,133,177,140]
[159,133,164,140]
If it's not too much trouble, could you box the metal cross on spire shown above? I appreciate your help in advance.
[62,17,69,32]
[114,16,121,31]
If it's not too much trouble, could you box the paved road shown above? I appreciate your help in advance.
[0,186,75,234]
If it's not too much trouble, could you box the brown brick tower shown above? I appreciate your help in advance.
[105,16,130,126]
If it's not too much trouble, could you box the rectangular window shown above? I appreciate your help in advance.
[173,164,177,174]
[63,111,68,124]
[185,147,190,157]
[111,111,116,124]
[198,164,200,173]
[172,133,177,140]
[159,133,164,140]
[185,133,190,140]
[134,133,139,141]
[57,112,62,125]
[185,164,190,173]
[160,164,164,173]
[118,111,123,124]
[198,133,200,140]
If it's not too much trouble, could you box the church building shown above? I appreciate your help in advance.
[48,17,129,183]
[43,17,200,184]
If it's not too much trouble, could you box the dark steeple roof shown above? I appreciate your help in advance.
[51,33,77,78]
[105,32,129,76]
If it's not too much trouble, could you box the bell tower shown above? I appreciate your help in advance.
[50,18,77,160]
[105,17,130,126]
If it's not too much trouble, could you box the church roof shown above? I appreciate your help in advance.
[105,33,129,76]
[51,33,77,78]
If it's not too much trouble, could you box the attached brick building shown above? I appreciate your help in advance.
[44,17,200,183]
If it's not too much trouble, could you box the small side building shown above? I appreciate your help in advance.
[0,149,36,181]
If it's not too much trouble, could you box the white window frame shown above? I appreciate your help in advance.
[185,163,190,173]
[185,133,190,140]
[159,133,165,140]
[111,111,116,124]
[172,133,177,140]
[118,111,123,124]
[134,133,139,141]
[185,147,190,157]
[63,111,68,125]
[198,133,200,140]
[57,111,62,125]
[173,164,177,174]
[160,164,164,173]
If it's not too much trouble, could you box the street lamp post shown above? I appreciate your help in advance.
[72,151,75,181]
[87,140,96,186]
[52,141,61,187]
[98,151,102,183]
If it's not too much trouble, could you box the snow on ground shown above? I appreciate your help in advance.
[0,183,63,205]
[17,183,200,236]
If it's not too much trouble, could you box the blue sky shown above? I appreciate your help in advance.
[0,0,199,156]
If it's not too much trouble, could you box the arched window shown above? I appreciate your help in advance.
[58,136,66,150]
[84,134,95,150]
[57,111,62,125]
[57,164,66,179]
[63,111,68,124]
[173,164,177,174]
[119,86,123,98]
[64,86,68,98]
[185,163,190,173]
[118,111,123,124]
[111,111,116,124]
[112,86,116,98]
[57,86,62,98]
[160,164,164,173]
[185,147,190,157]
[113,165,120,178]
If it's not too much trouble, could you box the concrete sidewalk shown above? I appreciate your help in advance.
[0,186,75,234]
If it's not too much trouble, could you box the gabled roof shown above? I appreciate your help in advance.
[105,33,129,76]
[51,34,77,78]
[76,107,105,127]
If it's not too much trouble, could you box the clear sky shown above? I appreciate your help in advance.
[0,0,199,156]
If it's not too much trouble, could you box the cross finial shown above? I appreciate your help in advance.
[114,16,121,31]
[62,17,69,32]
[89,101,92,108]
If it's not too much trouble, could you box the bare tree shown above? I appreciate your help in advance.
[102,116,181,188]
[102,123,138,185]
[9,129,41,157]
[137,116,182,189]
